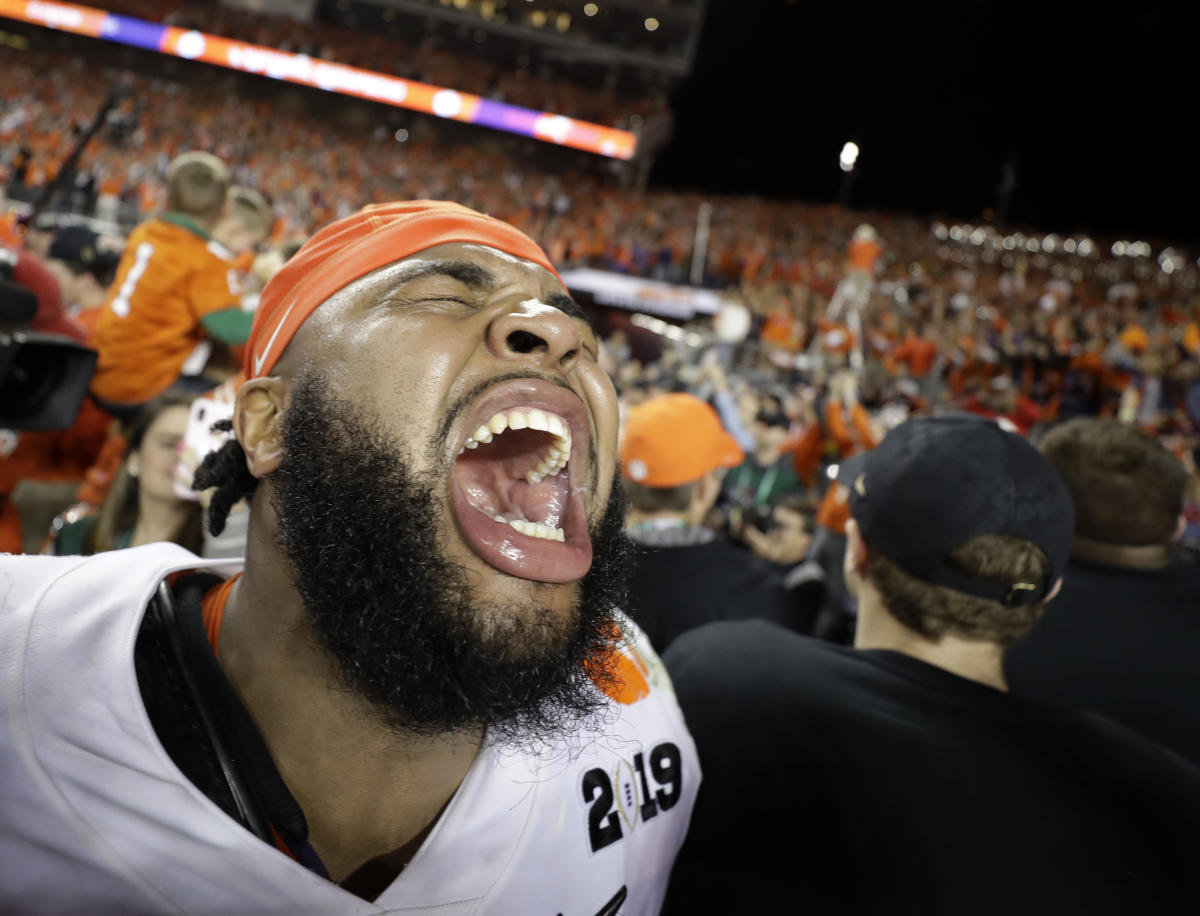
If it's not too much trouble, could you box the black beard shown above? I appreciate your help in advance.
[268,371,632,747]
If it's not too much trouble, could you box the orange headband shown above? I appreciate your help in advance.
[245,200,562,378]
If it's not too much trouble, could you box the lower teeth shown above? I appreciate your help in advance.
[505,518,565,541]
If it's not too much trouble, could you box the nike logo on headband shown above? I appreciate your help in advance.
[253,297,299,376]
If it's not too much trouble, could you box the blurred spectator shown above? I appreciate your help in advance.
[212,186,273,258]
[88,152,263,414]
[18,211,59,258]
[826,222,881,367]
[964,375,1045,435]
[171,377,250,559]
[662,414,1200,914]
[885,318,940,379]
[621,393,808,651]
[1,237,86,340]
[721,397,805,522]
[0,242,109,553]
[1006,417,1200,767]
[786,370,878,642]
[47,388,202,555]
[42,223,123,334]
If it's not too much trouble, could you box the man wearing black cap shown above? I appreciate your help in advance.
[661,413,1200,915]
[43,224,122,323]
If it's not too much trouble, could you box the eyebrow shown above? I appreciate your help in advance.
[396,259,592,328]
[398,259,496,290]
[546,292,590,326]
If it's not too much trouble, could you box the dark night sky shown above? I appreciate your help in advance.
[651,0,1197,245]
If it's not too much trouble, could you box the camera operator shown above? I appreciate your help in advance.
[0,241,85,342]
[1,243,103,552]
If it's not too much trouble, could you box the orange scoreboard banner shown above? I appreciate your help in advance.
[0,0,639,160]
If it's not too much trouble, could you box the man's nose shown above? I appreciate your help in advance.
[487,300,582,373]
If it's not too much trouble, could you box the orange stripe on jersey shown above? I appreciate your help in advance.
[200,574,240,656]
[585,624,651,706]
[268,822,299,862]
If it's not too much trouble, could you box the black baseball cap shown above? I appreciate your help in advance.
[47,225,121,277]
[837,412,1074,606]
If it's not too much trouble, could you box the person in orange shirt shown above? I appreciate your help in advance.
[788,372,878,642]
[846,223,882,274]
[812,374,878,537]
[823,225,882,370]
[812,316,857,366]
[886,321,940,378]
[1118,323,1150,356]
[89,153,273,415]
[760,296,803,352]
[1183,321,1200,356]
[0,211,21,248]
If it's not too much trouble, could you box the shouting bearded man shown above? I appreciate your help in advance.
[0,202,699,914]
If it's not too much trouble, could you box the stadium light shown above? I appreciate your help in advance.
[839,141,859,172]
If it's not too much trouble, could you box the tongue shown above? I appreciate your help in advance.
[449,445,593,584]
[455,458,567,526]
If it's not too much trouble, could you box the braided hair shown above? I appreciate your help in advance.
[192,419,259,535]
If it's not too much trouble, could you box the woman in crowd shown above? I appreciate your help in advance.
[48,390,203,556]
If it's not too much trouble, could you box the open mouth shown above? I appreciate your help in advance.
[457,407,572,541]
[448,389,594,584]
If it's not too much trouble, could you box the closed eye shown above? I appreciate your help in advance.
[380,294,475,309]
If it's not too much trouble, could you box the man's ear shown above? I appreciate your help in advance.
[1174,513,1188,544]
[234,377,287,478]
[844,517,870,575]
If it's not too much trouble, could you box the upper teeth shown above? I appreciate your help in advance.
[459,407,572,486]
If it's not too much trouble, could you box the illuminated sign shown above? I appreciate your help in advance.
[0,0,638,159]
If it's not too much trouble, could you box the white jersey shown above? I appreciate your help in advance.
[0,544,700,915]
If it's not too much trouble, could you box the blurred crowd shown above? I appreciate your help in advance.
[5,8,1200,911]
[89,0,669,130]
[5,21,1200,595]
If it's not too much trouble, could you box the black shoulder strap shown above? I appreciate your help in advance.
[135,575,327,877]
[137,576,275,844]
